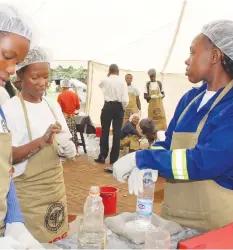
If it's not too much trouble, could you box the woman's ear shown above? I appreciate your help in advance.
[212,47,222,64]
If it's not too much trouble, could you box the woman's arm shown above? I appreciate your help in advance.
[12,138,42,164]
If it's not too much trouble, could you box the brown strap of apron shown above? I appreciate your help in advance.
[177,92,204,124]
[18,94,58,142]
[42,97,58,121]
[176,80,233,137]
[196,80,233,137]
[19,94,33,141]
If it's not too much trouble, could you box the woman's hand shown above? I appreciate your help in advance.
[40,123,61,147]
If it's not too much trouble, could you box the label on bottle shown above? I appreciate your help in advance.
[136,199,153,216]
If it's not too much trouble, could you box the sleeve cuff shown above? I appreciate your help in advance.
[136,150,147,170]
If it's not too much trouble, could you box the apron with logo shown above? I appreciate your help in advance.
[148,83,167,131]
[14,96,68,243]
[122,92,138,127]
[161,81,233,231]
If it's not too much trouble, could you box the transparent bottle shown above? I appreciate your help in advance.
[78,186,106,249]
[87,135,99,163]
[135,172,155,231]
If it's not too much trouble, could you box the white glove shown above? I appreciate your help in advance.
[5,222,44,249]
[158,93,163,98]
[113,152,136,182]
[55,132,71,147]
[57,140,76,158]
[128,168,158,195]
[150,94,159,99]
[0,236,23,249]
[113,152,158,195]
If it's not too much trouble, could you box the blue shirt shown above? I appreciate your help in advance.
[136,83,233,190]
[5,181,24,224]
[0,106,24,224]
[120,121,139,139]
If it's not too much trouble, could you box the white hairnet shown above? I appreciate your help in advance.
[61,79,71,88]
[16,46,52,71]
[0,4,35,43]
[202,20,233,60]
[148,68,156,75]
[129,113,140,122]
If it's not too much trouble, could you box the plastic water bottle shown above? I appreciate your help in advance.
[78,186,106,249]
[135,172,155,231]
[87,135,99,163]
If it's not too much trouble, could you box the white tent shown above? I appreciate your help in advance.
[2,0,233,124]
[3,0,233,73]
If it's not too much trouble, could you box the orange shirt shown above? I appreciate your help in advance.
[57,90,80,115]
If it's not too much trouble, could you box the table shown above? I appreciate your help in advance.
[75,114,96,153]
[54,219,201,249]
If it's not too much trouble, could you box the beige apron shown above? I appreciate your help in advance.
[161,81,233,231]
[148,84,167,131]
[14,96,68,243]
[120,135,140,151]
[122,92,138,127]
[0,131,12,237]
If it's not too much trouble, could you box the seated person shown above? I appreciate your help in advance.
[139,118,157,146]
[120,113,141,151]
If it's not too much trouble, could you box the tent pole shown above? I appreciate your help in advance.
[85,61,93,114]
[161,0,188,78]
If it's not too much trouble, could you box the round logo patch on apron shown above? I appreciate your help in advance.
[44,202,65,233]
[153,108,161,116]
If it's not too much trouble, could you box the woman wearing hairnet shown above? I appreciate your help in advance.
[2,46,77,243]
[0,4,49,249]
[113,20,233,231]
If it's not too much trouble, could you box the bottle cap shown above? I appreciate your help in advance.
[89,186,100,195]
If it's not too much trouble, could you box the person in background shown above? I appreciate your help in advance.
[95,64,129,165]
[58,79,80,149]
[139,118,157,145]
[122,74,141,127]
[5,80,16,98]
[3,46,77,243]
[120,113,142,151]
[12,75,22,92]
[0,4,45,249]
[113,20,233,231]
[144,68,167,131]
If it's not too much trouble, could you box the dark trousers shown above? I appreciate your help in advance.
[99,102,124,164]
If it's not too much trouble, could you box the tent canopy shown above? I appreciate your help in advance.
[2,0,233,74]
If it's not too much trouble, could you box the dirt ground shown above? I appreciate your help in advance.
[63,155,165,217]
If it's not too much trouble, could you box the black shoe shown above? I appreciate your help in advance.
[104,167,113,173]
[94,156,105,164]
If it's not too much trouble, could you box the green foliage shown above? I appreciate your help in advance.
[50,66,87,81]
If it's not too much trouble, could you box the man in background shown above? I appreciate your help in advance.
[95,64,129,169]
[122,73,141,127]
[58,79,80,149]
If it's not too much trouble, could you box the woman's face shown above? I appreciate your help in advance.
[131,116,139,126]
[20,62,50,99]
[185,34,214,83]
[0,33,30,86]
